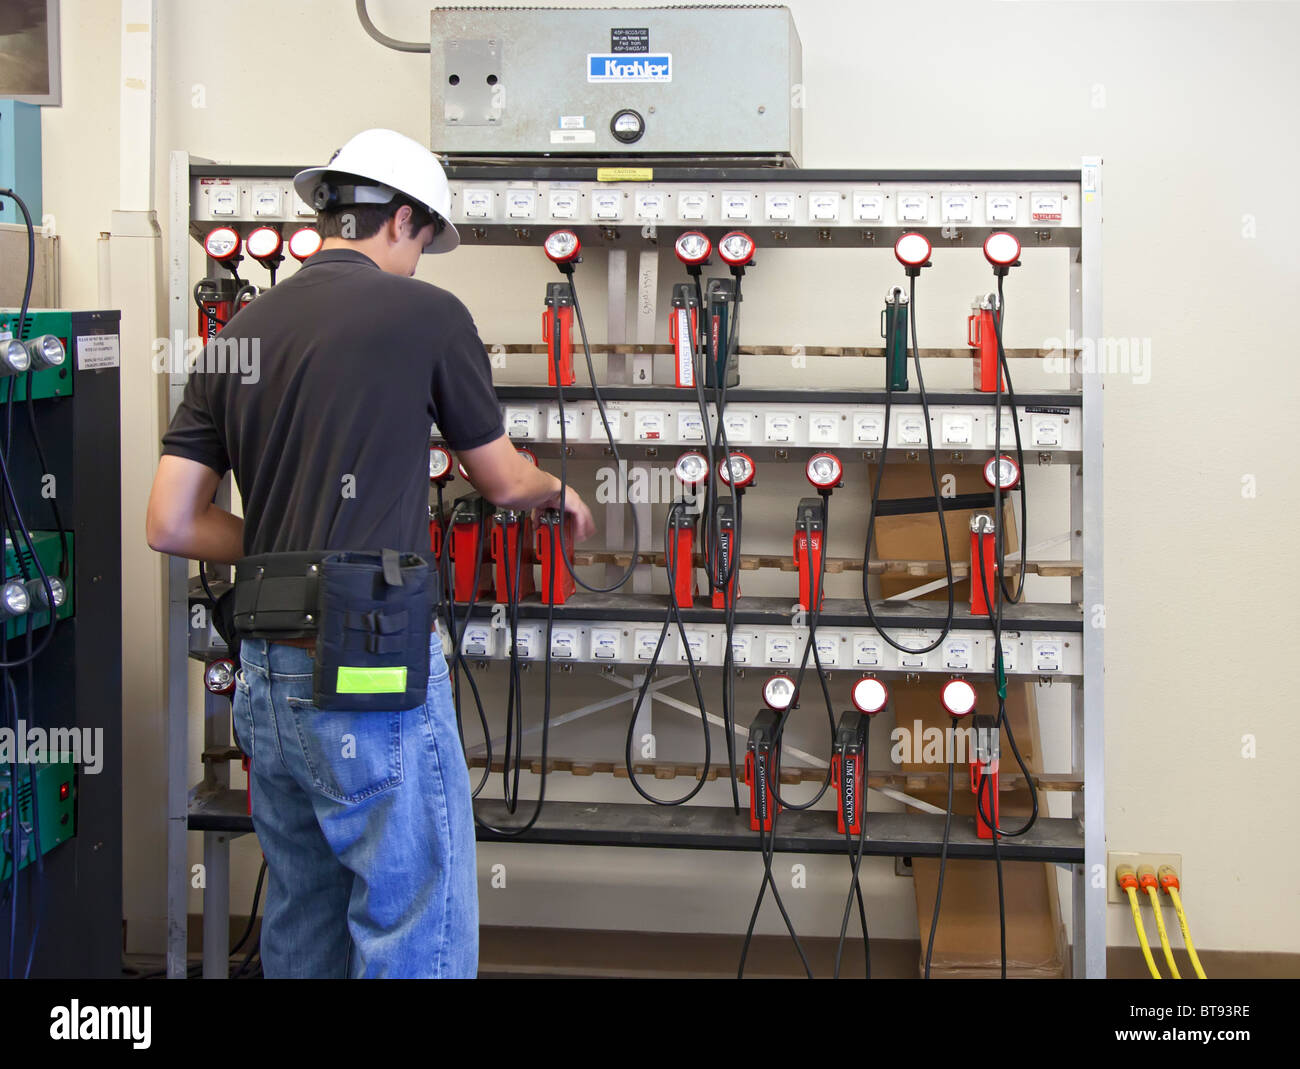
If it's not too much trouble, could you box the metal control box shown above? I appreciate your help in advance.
[431,5,803,162]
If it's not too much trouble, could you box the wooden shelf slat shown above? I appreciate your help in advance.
[486,343,1075,360]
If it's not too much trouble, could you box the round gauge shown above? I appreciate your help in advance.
[544,229,581,263]
[457,461,470,481]
[246,226,283,261]
[674,451,709,486]
[806,452,843,489]
[518,447,539,467]
[717,230,755,267]
[24,334,64,370]
[288,227,323,261]
[610,108,646,144]
[205,659,237,696]
[429,445,453,482]
[717,451,756,488]
[941,678,978,718]
[851,676,889,715]
[204,227,241,262]
[983,231,1021,268]
[894,232,932,268]
[674,231,711,266]
[763,674,797,712]
[983,454,1021,491]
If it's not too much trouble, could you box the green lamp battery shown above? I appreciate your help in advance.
[882,286,909,392]
[705,277,741,389]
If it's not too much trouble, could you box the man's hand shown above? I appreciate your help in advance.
[538,487,596,544]
[459,436,597,543]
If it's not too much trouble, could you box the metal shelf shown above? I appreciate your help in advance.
[167,151,1104,978]
[457,592,1081,630]
[474,801,1084,862]
[188,789,1083,864]
[494,385,1083,406]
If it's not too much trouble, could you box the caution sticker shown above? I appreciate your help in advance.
[597,166,653,182]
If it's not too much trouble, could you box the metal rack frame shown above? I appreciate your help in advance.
[165,152,1103,977]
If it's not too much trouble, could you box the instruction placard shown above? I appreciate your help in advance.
[76,333,120,371]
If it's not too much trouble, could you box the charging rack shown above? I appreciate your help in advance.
[165,153,1103,978]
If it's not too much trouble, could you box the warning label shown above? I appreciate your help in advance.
[76,333,120,371]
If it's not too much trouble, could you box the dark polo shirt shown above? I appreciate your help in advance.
[161,248,503,556]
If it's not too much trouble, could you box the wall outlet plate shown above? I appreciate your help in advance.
[1106,851,1183,904]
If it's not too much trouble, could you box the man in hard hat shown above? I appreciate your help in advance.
[147,129,594,978]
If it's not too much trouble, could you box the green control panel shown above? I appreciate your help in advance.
[0,308,80,400]
[0,759,78,879]
[4,531,73,640]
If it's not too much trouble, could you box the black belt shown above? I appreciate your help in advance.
[231,548,440,711]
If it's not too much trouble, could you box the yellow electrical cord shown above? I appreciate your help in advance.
[1160,865,1208,979]
[1118,864,1161,979]
[1140,867,1181,979]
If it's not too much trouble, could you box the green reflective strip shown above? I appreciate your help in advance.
[335,666,407,694]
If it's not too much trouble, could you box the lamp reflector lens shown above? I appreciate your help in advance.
[544,230,581,263]
[674,231,711,265]
[718,452,755,488]
[852,676,889,715]
[246,226,283,260]
[763,674,796,711]
[205,227,241,261]
[894,232,932,267]
[983,454,1021,491]
[942,678,978,717]
[674,451,709,485]
[806,453,842,488]
[718,230,755,266]
[288,227,323,261]
[984,231,1021,267]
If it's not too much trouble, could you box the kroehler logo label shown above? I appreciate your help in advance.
[587,53,672,83]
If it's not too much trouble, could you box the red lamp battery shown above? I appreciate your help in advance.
[429,512,443,560]
[972,761,1000,839]
[450,512,492,603]
[668,285,699,388]
[831,748,864,836]
[491,512,536,603]
[969,513,997,617]
[745,745,780,832]
[967,295,1007,393]
[970,723,1000,840]
[195,278,235,340]
[667,512,697,608]
[710,505,739,609]
[542,283,576,387]
[535,511,575,606]
[794,500,824,612]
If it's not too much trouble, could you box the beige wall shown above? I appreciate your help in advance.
[40,0,1300,959]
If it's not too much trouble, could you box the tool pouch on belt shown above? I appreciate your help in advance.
[312,548,435,712]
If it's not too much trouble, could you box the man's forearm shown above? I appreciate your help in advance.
[497,463,563,510]
[155,503,245,565]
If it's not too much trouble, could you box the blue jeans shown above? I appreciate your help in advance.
[231,633,478,978]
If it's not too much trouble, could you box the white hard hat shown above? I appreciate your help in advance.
[294,129,459,254]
